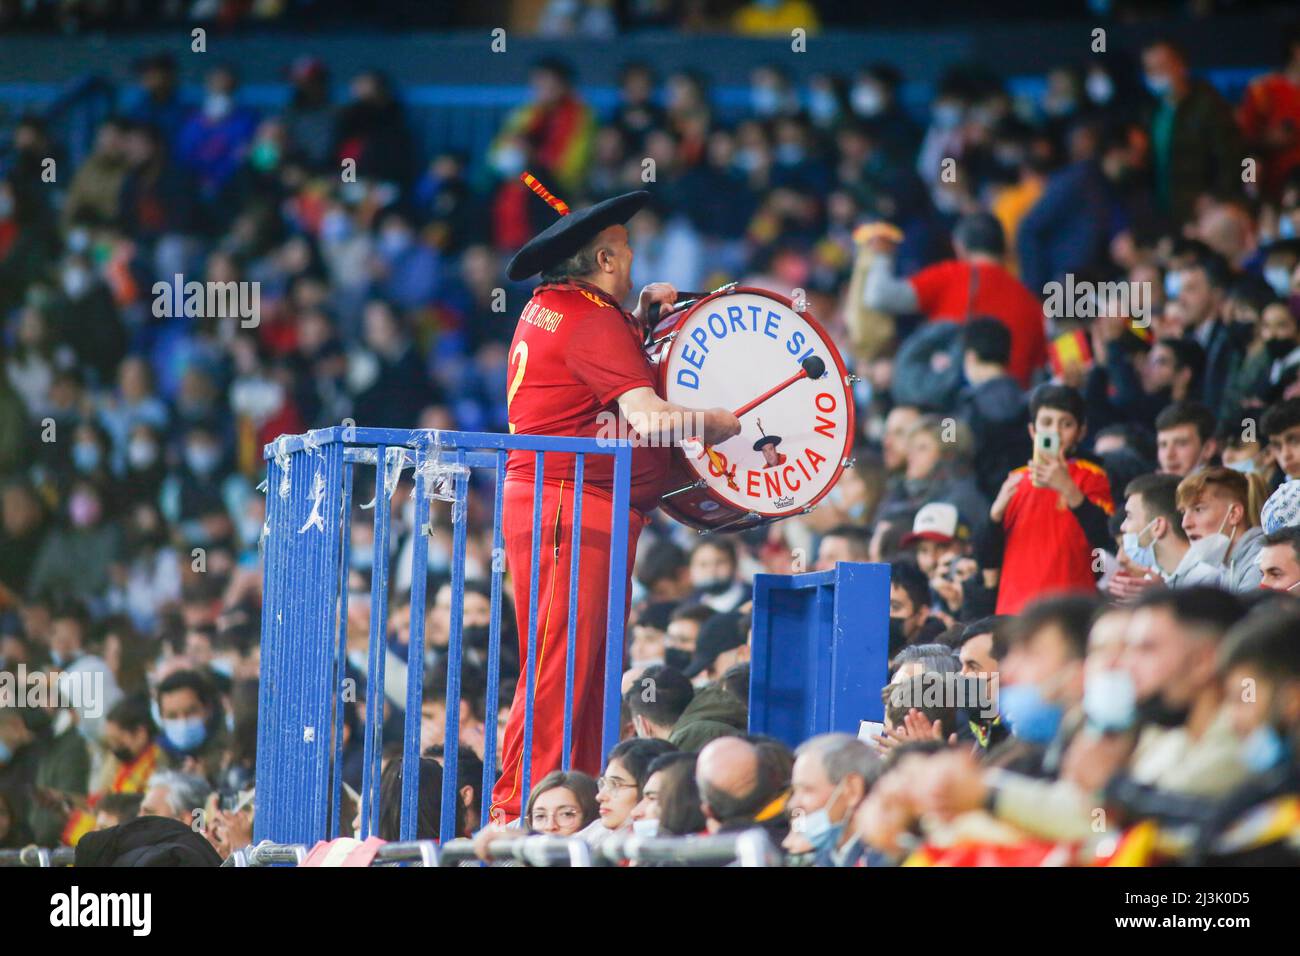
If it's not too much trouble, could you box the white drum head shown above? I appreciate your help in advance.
[661,291,852,517]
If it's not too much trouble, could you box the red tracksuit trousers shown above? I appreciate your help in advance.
[489,476,643,823]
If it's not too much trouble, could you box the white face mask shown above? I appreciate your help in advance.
[851,84,885,117]
[631,817,659,838]
[204,93,234,121]
[492,145,525,178]
[127,437,159,470]
[1083,668,1136,733]
[1185,511,1236,568]
[1085,71,1114,104]
[62,266,92,299]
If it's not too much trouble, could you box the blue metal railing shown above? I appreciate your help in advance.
[254,426,633,848]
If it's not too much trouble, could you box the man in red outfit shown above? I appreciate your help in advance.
[859,213,1047,388]
[489,188,739,823]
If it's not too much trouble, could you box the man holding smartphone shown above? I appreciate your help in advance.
[984,384,1115,614]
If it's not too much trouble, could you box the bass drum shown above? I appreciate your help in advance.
[646,287,855,532]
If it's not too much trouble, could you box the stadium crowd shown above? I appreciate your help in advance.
[3,27,1300,866]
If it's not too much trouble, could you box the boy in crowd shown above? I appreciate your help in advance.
[985,385,1114,614]
[1258,526,1300,592]
[1155,400,1218,477]
[1263,398,1300,482]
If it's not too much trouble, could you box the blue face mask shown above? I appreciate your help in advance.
[796,781,847,853]
[1164,270,1183,301]
[162,716,208,753]
[999,682,1065,745]
[1122,519,1159,569]
[0,739,12,764]
[1145,74,1171,97]
[73,442,101,473]
[1241,723,1287,774]
[808,89,838,123]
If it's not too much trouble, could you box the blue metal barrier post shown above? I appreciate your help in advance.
[748,561,891,748]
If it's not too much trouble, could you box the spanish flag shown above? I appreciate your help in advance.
[61,742,161,847]
[1048,329,1093,380]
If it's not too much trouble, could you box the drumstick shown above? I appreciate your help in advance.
[731,356,826,419]
[681,352,823,491]
[682,356,825,451]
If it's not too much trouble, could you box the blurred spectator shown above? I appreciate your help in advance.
[62,118,131,231]
[1017,120,1111,291]
[283,57,335,170]
[626,665,747,752]
[175,65,260,221]
[490,58,594,197]
[1236,26,1300,200]
[333,70,417,189]
[954,317,1030,498]
[123,54,190,147]
[1140,39,1243,228]
[861,212,1047,386]
[732,0,821,36]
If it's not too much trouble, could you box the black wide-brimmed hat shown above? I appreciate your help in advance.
[753,435,782,451]
[505,175,650,281]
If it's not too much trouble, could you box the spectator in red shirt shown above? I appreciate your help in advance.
[1237,27,1300,200]
[982,384,1115,614]
[860,212,1047,387]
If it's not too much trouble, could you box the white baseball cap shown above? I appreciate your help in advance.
[901,502,965,546]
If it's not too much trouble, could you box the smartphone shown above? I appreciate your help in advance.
[1032,430,1060,486]
[858,720,885,743]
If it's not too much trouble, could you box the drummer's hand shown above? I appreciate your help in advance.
[634,283,677,323]
[701,408,742,446]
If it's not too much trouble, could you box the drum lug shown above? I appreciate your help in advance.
[845,373,862,384]
[647,331,677,363]
[842,457,855,468]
